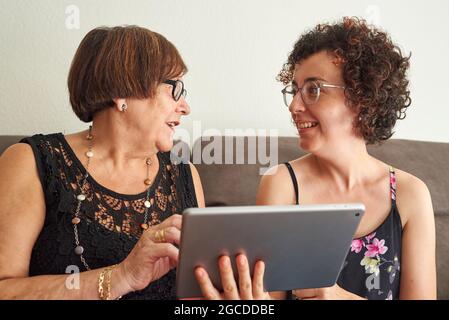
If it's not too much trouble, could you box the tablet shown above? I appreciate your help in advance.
[176,203,365,298]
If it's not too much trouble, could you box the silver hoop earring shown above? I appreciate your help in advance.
[121,104,127,112]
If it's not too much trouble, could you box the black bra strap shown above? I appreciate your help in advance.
[284,162,299,205]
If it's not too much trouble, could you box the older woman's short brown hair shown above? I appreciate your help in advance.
[68,25,187,122]
[278,17,411,144]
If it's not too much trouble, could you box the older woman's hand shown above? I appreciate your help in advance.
[116,214,182,293]
[293,284,365,300]
[194,254,273,300]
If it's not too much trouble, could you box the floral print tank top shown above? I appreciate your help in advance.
[285,163,402,300]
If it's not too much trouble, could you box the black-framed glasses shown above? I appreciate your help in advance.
[281,80,345,107]
[163,79,187,101]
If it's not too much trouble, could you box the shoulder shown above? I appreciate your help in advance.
[20,132,61,147]
[395,168,431,203]
[1,142,46,195]
[0,142,45,206]
[259,163,292,187]
[1,142,35,167]
[394,168,433,225]
[259,155,311,188]
[257,158,307,205]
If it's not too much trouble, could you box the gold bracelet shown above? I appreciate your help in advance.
[98,264,118,300]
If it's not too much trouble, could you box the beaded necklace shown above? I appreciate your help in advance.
[71,126,153,270]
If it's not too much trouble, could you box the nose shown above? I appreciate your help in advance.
[176,97,190,116]
[288,92,306,114]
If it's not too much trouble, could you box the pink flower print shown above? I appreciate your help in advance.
[390,174,397,188]
[390,174,397,200]
[365,238,388,257]
[365,232,376,243]
[351,239,365,253]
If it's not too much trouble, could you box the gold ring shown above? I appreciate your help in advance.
[160,228,167,242]
[154,229,166,243]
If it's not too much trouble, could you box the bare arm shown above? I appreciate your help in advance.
[397,173,437,299]
[256,165,297,205]
[189,163,205,208]
[0,269,134,300]
[0,144,181,299]
[0,144,133,299]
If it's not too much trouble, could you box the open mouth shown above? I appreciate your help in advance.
[166,120,180,130]
[296,121,319,129]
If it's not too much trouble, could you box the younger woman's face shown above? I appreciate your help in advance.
[289,51,358,153]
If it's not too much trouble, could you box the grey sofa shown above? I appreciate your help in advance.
[1,135,448,299]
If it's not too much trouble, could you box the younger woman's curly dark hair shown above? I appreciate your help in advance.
[278,17,411,144]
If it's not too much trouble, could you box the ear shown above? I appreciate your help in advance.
[113,98,127,112]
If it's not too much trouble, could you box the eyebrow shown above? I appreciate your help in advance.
[292,76,327,87]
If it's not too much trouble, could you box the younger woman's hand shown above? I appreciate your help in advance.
[195,254,272,300]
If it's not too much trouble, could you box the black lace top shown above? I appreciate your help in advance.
[284,162,402,300]
[20,133,198,300]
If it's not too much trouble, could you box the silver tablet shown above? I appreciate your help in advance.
[176,203,365,298]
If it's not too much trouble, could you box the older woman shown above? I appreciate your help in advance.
[0,25,204,300]
[195,17,436,300]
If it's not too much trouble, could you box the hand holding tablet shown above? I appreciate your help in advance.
[176,203,365,299]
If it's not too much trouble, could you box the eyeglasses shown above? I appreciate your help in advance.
[163,79,187,101]
[281,80,345,107]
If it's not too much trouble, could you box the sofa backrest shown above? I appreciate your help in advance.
[193,136,449,213]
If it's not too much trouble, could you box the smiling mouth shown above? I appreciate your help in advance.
[296,121,319,129]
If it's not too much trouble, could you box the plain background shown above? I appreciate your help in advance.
[1,0,448,143]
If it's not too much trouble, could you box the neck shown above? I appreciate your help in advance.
[312,138,376,191]
[88,111,158,168]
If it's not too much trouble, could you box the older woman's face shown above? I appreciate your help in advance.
[126,78,190,152]
[289,51,357,153]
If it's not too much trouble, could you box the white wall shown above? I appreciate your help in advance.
[1,0,448,143]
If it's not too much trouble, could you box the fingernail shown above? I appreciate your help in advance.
[221,256,230,265]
